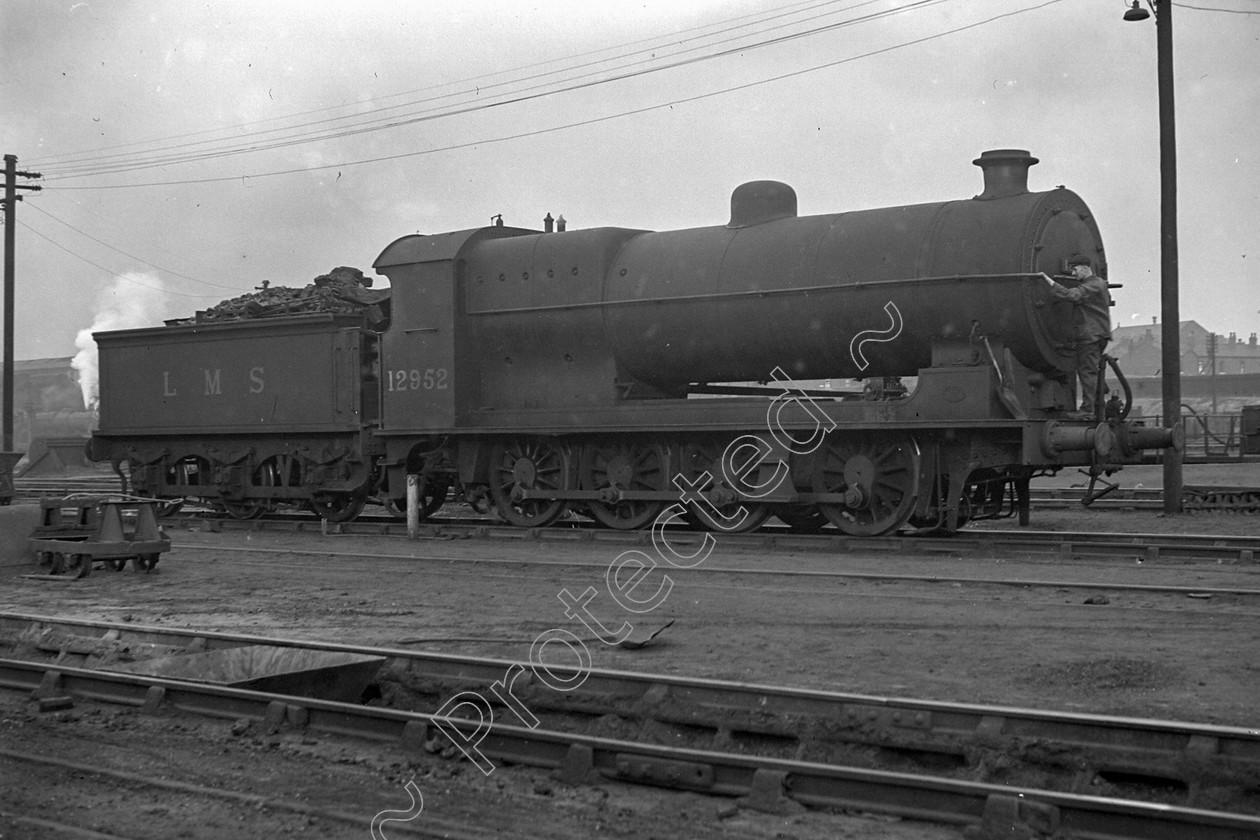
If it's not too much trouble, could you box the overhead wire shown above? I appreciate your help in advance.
[40,0,948,181]
[39,192,258,288]
[47,0,1065,191]
[34,0,1247,178]
[27,0,857,170]
[17,220,229,299]
[1174,2,1260,13]
[18,0,1066,305]
[21,0,912,296]
[24,203,241,291]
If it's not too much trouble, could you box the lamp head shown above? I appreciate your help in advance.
[1124,0,1150,21]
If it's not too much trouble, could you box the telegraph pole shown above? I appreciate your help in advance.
[3,154,43,452]
[1154,0,1183,514]
[1123,0,1183,513]
[1208,333,1217,413]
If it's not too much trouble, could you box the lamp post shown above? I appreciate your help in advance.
[1124,0,1181,513]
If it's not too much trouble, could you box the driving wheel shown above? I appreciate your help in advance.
[812,433,920,536]
[680,440,771,533]
[488,438,570,527]
[581,441,669,530]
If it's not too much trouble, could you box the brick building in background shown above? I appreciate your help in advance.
[1108,321,1260,419]
[1109,320,1260,377]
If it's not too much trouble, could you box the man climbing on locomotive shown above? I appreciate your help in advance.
[1042,253,1112,419]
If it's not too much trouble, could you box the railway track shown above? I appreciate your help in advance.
[13,474,1260,514]
[187,512,1260,565]
[130,538,1260,609]
[1032,485,1260,513]
[12,477,1260,564]
[2,613,1259,839]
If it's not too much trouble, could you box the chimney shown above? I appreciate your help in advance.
[544,213,554,233]
[557,215,567,232]
[972,149,1039,200]
[1250,332,1257,347]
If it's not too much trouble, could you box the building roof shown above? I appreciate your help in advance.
[15,357,76,374]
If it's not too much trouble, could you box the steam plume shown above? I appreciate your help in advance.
[72,273,173,410]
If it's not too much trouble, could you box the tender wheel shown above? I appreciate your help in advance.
[680,441,771,533]
[217,458,283,519]
[387,474,452,520]
[488,438,570,527]
[135,553,159,572]
[812,433,920,536]
[308,492,367,523]
[581,442,669,530]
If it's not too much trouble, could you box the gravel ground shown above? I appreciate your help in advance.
[0,458,1256,838]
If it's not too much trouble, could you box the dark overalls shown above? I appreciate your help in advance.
[1048,273,1112,414]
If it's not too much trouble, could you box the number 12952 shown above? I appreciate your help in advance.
[386,368,449,390]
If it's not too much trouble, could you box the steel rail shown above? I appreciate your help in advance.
[150,540,1260,600]
[4,613,1259,802]
[960,528,1259,564]
[13,481,1260,558]
[1031,487,1260,513]
[1,655,1257,840]
[14,473,1260,516]
[185,512,1260,564]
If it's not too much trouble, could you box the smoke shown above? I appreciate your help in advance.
[71,273,173,410]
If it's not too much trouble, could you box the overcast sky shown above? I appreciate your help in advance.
[2,0,1257,363]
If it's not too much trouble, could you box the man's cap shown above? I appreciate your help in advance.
[1067,253,1093,267]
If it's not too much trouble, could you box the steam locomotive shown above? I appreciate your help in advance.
[87,150,1179,534]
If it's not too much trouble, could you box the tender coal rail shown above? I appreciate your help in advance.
[3,613,1259,838]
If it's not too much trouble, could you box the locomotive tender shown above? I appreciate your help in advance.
[88,149,1179,534]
